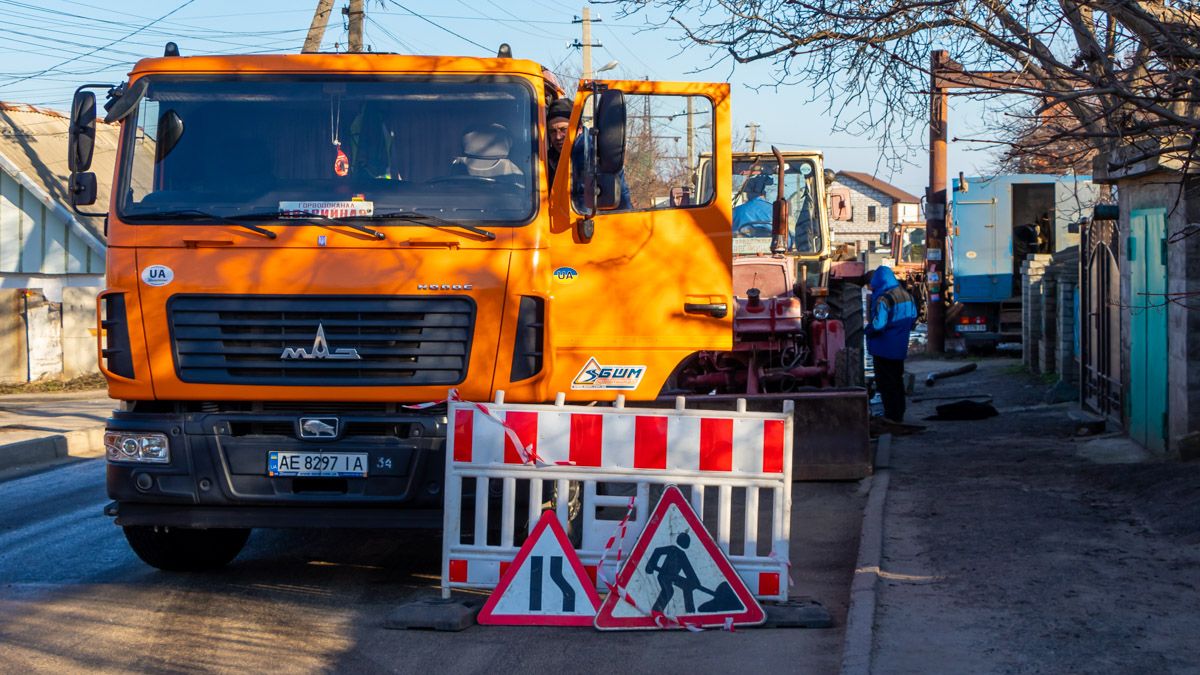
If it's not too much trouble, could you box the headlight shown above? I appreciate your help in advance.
[813,303,831,320]
[105,432,170,464]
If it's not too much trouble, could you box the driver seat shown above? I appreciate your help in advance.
[451,123,524,178]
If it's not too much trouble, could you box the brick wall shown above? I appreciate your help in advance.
[829,176,892,243]
[1021,254,1053,372]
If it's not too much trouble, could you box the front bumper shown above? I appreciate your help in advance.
[105,407,448,528]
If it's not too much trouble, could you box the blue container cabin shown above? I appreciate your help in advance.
[949,174,1099,347]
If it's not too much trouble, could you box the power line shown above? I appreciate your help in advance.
[365,15,415,54]
[384,0,491,52]
[2,0,200,86]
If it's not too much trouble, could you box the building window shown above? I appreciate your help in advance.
[867,205,878,222]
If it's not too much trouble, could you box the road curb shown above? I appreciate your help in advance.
[840,434,892,675]
[0,427,106,472]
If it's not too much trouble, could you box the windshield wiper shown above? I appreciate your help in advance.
[123,209,277,239]
[245,210,386,240]
[369,211,497,241]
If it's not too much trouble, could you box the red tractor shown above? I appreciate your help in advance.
[676,147,866,396]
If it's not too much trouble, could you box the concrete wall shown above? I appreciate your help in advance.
[0,289,27,383]
[62,286,98,378]
[0,285,99,383]
[1116,172,1200,455]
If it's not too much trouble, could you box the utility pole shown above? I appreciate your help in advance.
[571,9,603,80]
[746,122,760,152]
[302,0,334,53]
[686,97,695,179]
[926,50,950,354]
[581,7,592,80]
[924,51,1046,354]
[346,0,365,53]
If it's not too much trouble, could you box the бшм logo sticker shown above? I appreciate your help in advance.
[571,357,646,390]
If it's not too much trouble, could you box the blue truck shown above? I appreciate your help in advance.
[949,174,1099,349]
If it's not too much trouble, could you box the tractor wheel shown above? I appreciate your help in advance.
[829,279,865,388]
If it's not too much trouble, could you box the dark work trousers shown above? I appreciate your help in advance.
[873,356,907,422]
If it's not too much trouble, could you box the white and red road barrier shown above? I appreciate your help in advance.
[440,392,794,602]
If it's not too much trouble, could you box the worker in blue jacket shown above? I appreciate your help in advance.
[867,266,918,422]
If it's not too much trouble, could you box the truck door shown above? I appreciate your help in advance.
[951,189,1000,302]
[547,80,732,400]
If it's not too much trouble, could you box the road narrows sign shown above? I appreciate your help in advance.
[477,510,601,626]
[594,485,766,630]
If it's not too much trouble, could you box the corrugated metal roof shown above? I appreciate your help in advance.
[835,170,921,204]
[0,102,121,243]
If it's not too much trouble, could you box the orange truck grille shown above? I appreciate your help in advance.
[167,295,474,387]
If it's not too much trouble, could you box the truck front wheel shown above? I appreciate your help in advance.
[123,526,251,571]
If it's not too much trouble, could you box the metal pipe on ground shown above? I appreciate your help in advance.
[924,362,978,387]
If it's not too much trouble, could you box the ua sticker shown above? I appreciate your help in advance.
[594,486,764,630]
[141,265,174,287]
[477,511,601,626]
[552,266,578,282]
[571,357,646,391]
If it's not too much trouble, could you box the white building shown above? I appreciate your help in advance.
[827,170,922,251]
[0,102,117,382]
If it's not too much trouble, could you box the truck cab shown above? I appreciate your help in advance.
[67,53,733,569]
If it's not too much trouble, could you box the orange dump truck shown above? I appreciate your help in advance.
[67,51,734,569]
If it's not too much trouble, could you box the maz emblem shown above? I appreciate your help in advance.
[280,323,362,360]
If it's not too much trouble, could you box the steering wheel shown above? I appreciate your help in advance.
[737,220,773,238]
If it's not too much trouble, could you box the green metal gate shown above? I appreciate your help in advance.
[1128,209,1168,452]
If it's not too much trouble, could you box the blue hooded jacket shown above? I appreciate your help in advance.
[866,266,918,360]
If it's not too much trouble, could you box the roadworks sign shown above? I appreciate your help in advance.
[477,510,601,626]
[594,485,765,630]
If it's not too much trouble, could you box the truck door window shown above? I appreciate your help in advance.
[117,76,538,225]
[902,227,926,263]
[571,93,714,213]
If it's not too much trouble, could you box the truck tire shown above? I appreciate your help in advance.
[123,526,251,571]
[829,280,865,388]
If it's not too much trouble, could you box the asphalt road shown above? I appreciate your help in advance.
[0,458,862,674]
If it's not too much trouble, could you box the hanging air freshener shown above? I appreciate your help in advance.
[331,96,349,177]
[334,144,349,176]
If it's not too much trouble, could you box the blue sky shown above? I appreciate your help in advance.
[0,0,997,194]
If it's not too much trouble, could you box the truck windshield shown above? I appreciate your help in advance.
[118,76,538,225]
[731,158,822,254]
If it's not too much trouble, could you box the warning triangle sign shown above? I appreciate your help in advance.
[594,486,765,630]
[477,510,601,626]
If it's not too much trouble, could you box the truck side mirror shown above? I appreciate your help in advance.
[69,172,98,207]
[879,230,892,246]
[595,172,622,210]
[594,89,625,173]
[155,109,185,163]
[69,91,97,172]
[103,78,148,124]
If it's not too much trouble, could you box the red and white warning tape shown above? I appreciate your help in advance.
[594,496,726,632]
[404,389,575,467]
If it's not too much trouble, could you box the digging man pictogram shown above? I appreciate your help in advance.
[645,531,742,614]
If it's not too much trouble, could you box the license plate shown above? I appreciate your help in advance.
[268,451,368,477]
[957,324,988,332]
